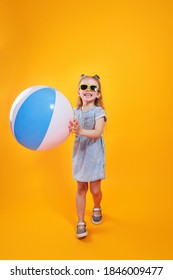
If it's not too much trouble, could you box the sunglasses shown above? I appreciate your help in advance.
[80,84,99,92]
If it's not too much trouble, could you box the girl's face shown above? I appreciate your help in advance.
[78,77,100,105]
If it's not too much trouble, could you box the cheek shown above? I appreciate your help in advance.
[79,89,86,96]
[78,91,83,98]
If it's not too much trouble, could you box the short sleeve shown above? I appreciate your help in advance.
[95,106,107,122]
[73,108,80,120]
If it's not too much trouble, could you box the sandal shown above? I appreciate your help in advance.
[92,208,102,224]
[76,222,88,238]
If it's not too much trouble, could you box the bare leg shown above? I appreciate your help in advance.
[90,180,102,208]
[90,180,102,224]
[76,181,88,222]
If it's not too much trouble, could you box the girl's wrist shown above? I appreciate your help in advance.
[77,127,83,136]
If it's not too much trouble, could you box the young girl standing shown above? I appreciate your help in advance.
[69,74,107,238]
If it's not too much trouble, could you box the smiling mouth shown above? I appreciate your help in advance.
[84,93,92,97]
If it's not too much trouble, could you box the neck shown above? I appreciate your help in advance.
[82,102,95,111]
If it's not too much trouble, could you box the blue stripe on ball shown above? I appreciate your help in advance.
[14,87,56,150]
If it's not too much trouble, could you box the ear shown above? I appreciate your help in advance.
[80,74,86,78]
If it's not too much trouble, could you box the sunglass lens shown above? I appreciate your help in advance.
[80,84,87,90]
[91,85,98,91]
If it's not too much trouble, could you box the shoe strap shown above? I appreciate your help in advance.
[93,208,101,211]
[77,221,86,226]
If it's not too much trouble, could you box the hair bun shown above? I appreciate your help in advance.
[93,74,100,80]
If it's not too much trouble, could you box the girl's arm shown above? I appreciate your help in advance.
[69,117,105,139]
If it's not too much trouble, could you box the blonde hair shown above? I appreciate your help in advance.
[76,74,104,109]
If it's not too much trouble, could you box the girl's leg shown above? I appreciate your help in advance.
[90,180,102,224]
[90,180,102,208]
[76,181,88,222]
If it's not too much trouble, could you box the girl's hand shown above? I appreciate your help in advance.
[68,120,80,134]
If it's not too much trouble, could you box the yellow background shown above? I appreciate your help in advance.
[0,0,173,259]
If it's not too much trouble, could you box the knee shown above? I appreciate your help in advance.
[77,183,88,196]
[90,186,101,196]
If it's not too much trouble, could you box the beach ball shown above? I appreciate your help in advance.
[10,86,73,150]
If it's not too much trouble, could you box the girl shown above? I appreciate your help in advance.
[69,74,107,238]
